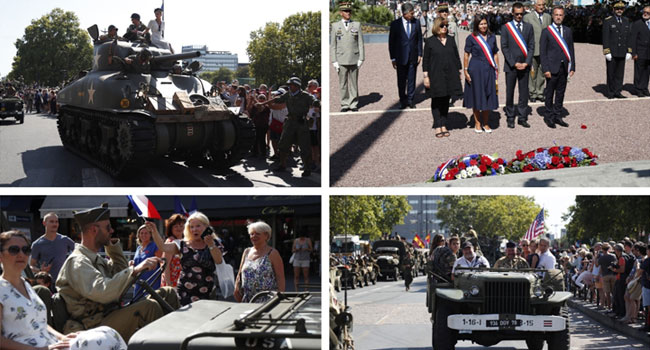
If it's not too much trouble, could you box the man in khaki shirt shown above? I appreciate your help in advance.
[56,203,179,341]
[331,2,364,112]
[494,241,530,269]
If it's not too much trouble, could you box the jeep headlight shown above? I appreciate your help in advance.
[469,285,480,296]
[533,286,543,297]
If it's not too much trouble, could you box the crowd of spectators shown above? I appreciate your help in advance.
[1,82,59,116]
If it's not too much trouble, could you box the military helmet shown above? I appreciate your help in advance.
[287,77,302,87]
[131,13,141,20]
[138,48,152,60]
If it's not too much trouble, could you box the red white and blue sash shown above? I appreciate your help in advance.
[472,34,498,79]
[547,25,572,73]
[505,21,527,58]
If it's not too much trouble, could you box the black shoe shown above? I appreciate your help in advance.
[537,96,545,102]
[530,97,536,103]
[507,120,515,128]
[555,119,569,127]
[644,91,650,97]
[544,119,556,128]
[408,102,416,109]
[340,107,350,112]
[301,169,311,177]
[607,94,615,99]
[518,120,531,128]
[614,92,626,99]
[349,107,358,112]
[400,103,407,109]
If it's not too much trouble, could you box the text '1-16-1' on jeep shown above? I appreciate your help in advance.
[427,266,571,350]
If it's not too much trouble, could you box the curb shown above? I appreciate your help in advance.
[568,297,650,345]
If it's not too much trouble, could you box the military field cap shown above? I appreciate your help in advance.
[108,25,118,31]
[462,241,473,249]
[438,3,449,12]
[339,2,352,11]
[506,241,516,249]
[131,13,140,20]
[74,202,110,227]
[287,77,302,87]
[613,1,625,8]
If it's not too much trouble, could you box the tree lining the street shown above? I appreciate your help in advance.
[199,67,233,85]
[9,8,93,86]
[330,196,411,239]
[247,11,320,88]
[562,196,650,245]
[436,196,543,241]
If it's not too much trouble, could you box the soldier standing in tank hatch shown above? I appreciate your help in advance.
[124,13,149,42]
[602,2,632,99]
[331,2,364,112]
[257,77,320,177]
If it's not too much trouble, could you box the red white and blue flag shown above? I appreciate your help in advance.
[547,25,572,73]
[127,195,162,219]
[472,34,498,79]
[524,208,545,241]
[505,21,528,58]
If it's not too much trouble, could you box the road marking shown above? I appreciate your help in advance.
[19,168,55,187]
[375,314,390,325]
[330,96,650,116]
[82,168,114,187]
[349,283,393,298]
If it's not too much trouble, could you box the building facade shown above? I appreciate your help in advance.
[391,196,446,242]
[181,45,238,72]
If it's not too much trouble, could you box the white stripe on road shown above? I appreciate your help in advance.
[348,283,393,298]
[81,168,114,187]
[330,95,650,116]
[375,314,390,325]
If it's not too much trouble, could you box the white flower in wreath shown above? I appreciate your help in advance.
[460,170,468,179]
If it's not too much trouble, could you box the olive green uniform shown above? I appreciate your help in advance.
[56,241,179,341]
[523,10,552,100]
[331,19,365,110]
[273,90,318,168]
[493,255,530,269]
[463,229,482,256]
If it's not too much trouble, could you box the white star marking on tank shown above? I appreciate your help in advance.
[93,54,101,69]
[88,83,95,104]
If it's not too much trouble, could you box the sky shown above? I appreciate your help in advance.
[533,194,576,239]
[0,0,322,77]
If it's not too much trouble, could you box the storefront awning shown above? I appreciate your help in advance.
[39,196,130,219]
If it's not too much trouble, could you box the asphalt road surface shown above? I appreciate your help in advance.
[0,112,320,187]
[336,275,647,349]
[330,30,650,186]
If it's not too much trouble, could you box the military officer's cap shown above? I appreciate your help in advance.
[287,77,302,87]
[438,3,450,12]
[339,2,352,11]
[613,1,625,8]
[74,202,111,227]
[131,13,141,20]
[461,241,473,249]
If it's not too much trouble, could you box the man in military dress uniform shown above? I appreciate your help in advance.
[260,77,320,177]
[331,2,364,112]
[630,6,650,97]
[56,203,180,341]
[494,241,530,269]
[523,0,552,102]
[437,4,458,49]
[602,2,632,99]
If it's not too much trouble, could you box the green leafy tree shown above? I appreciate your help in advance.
[200,67,233,85]
[10,8,93,86]
[247,11,320,87]
[235,65,250,79]
[330,1,393,26]
[436,196,542,241]
[330,196,411,240]
[376,196,411,235]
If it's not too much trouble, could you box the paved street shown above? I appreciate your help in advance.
[336,275,647,349]
[0,112,320,187]
[330,30,650,187]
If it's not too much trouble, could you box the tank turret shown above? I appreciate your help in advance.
[56,25,254,178]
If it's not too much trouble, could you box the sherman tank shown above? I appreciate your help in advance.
[56,25,254,178]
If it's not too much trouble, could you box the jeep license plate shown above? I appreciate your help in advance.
[487,319,521,328]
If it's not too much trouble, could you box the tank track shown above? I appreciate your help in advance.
[205,115,256,169]
[57,106,156,178]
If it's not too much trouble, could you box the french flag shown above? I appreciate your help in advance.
[127,195,162,219]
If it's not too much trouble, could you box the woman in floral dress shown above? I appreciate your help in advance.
[148,212,223,306]
[0,230,126,350]
[234,221,285,303]
[161,214,185,288]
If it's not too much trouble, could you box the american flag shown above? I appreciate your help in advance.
[524,208,545,241]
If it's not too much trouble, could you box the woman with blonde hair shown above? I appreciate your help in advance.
[131,224,162,298]
[234,221,285,302]
[148,212,223,306]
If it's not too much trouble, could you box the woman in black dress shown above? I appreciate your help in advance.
[422,17,463,138]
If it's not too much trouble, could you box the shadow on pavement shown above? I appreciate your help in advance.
[535,106,570,120]
[358,92,383,109]
[0,120,22,126]
[623,83,640,96]
[446,112,470,130]
[592,83,609,97]
[622,167,650,178]
[523,177,555,187]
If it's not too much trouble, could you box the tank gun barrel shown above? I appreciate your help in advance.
[150,51,201,65]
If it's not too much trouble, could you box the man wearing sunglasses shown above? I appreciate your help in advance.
[501,2,534,129]
[56,203,180,341]
[602,2,632,99]
[630,6,650,97]
[389,1,423,109]
[331,1,365,113]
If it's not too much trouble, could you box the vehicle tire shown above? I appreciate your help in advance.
[525,338,544,350]
[546,307,570,350]
[18,114,24,124]
[433,301,457,350]
[394,267,400,281]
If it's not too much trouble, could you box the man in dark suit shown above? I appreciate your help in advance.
[602,2,632,99]
[501,2,535,128]
[540,6,575,129]
[389,2,423,109]
[630,6,650,97]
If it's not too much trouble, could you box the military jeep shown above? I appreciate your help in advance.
[0,95,24,124]
[372,240,407,281]
[427,267,570,350]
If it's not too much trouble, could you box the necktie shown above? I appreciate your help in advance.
[407,21,411,37]
[617,17,621,25]
[517,22,522,32]
[344,21,349,29]
[557,25,562,38]
[539,14,543,25]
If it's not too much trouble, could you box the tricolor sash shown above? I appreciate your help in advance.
[472,34,498,79]
[505,21,528,58]
[547,25,572,73]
